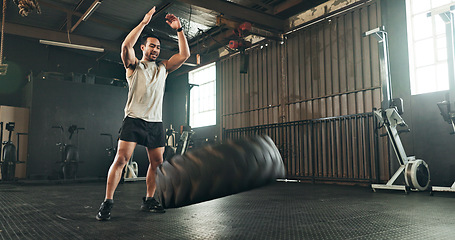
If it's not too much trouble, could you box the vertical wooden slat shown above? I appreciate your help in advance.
[234,64,240,128]
[262,45,268,125]
[239,56,244,128]
[346,13,355,93]
[325,22,333,102]
[228,60,232,129]
[294,35,301,122]
[257,48,264,125]
[221,60,225,129]
[304,30,312,120]
[230,57,235,129]
[348,93,356,115]
[251,51,258,126]
[267,43,273,125]
[272,42,280,124]
[249,49,254,126]
[288,35,297,122]
[369,3,380,99]
[338,15,347,96]
[245,55,251,127]
[224,59,228,129]
[318,24,327,118]
[346,13,356,115]
[340,94,348,116]
[311,27,320,119]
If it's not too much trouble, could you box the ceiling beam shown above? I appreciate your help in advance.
[176,0,285,31]
[216,15,282,41]
[3,21,119,52]
[40,0,178,47]
[274,0,303,14]
[70,0,102,33]
[3,21,197,66]
[285,0,369,32]
[58,0,86,31]
[241,0,273,11]
[40,0,130,33]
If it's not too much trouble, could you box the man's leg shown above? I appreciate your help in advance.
[141,146,165,212]
[96,140,136,221]
[105,140,137,199]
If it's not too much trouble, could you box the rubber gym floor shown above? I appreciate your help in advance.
[1,181,455,240]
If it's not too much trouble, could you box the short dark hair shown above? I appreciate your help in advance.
[140,34,161,46]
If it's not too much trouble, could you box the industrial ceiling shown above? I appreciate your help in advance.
[1,0,367,72]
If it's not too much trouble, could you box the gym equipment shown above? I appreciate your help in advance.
[163,125,194,161]
[163,125,177,161]
[100,133,144,182]
[155,135,285,208]
[429,6,455,194]
[364,27,431,193]
[1,122,25,181]
[52,125,84,180]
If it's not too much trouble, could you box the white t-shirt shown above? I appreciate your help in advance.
[124,60,168,122]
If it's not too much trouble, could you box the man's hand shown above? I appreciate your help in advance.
[141,7,156,25]
[165,14,182,30]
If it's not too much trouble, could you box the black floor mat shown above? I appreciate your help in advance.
[1,181,454,239]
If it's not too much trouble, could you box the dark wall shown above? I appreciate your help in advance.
[0,34,125,108]
[166,74,189,130]
[27,78,125,179]
[27,77,161,179]
[383,0,455,186]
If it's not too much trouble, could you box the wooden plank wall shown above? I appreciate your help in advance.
[220,1,391,182]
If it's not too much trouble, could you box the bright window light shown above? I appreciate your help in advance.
[189,62,216,128]
[406,0,455,95]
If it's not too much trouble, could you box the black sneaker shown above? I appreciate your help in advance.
[141,197,165,213]
[96,200,113,221]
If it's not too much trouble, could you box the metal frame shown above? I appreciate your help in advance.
[123,152,146,182]
[223,112,378,184]
[429,5,455,194]
[364,26,429,193]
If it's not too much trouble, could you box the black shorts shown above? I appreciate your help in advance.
[118,117,165,149]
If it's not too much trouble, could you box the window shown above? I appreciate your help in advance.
[188,62,216,128]
[406,0,455,95]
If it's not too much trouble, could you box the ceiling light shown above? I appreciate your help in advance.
[39,40,105,52]
[82,1,102,21]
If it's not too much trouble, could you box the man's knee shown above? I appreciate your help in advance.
[114,151,132,166]
[151,156,163,166]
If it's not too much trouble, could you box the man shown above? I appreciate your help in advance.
[96,6,190,221]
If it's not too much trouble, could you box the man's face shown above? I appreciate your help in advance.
[141,37,161,61]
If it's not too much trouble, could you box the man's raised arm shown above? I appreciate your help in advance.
[121,7,156,70]
[163,14,191,73]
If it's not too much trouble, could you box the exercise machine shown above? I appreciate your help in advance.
[430,6,455,193]
[163,125,194,161]
[52,125,84,180]
[364,27,431,193]
[163,125,177,161]
[1,122,26,181]
[100,133,143,182]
